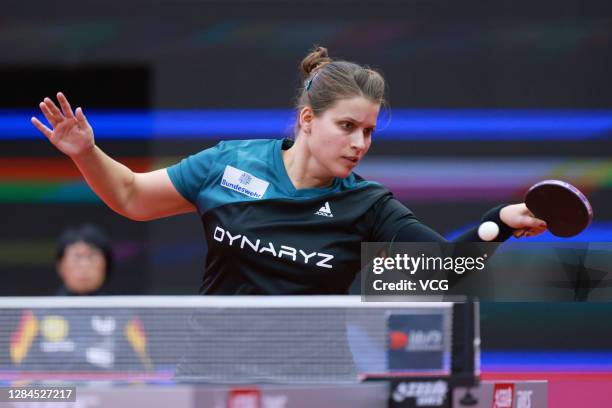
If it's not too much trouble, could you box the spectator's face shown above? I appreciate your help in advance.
[57,241,106,294]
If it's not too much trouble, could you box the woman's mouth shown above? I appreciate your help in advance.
[342,156,359,165]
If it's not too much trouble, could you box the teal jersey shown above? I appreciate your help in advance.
[167,138,417,294]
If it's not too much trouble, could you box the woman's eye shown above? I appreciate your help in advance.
[341,122,353,130]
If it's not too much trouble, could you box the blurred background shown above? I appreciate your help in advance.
[1,0,611,366]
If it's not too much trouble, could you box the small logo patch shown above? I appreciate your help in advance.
[239,172,252,185]
[315,202,334,218]
[221,165,269,199]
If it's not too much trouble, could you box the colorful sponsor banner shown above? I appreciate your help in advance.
[387,313,448,373]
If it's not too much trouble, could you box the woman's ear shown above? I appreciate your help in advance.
[299,106,314,135]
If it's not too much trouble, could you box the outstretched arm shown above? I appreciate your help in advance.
[31,93,195,221]
[394,203,547,243]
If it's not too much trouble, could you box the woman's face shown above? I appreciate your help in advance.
[306,96,379,179]
[57,241,107,294]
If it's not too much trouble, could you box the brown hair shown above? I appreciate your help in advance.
[294,46,386,133]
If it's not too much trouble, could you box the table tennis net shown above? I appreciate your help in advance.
[0,296,458,384]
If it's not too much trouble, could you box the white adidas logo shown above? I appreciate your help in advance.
[315,202,334,218]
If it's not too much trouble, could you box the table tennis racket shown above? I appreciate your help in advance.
[525,180,593,237]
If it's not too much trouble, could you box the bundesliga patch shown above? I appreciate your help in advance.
[221,165,269,199]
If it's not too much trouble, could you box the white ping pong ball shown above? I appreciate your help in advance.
[478,221,499,241]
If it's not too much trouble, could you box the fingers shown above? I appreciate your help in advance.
[43,97,64,122]
[514,223,548,239]
[36,92,81,129]
[30,117,53,139]
[39,101,59,128]
[56,92,75,119]
[526,227,547,238]
[510,203,547,239]
[521,214,547,229]
[522,226,546,238]
[75,107,89,128]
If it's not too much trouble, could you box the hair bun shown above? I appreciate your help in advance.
[300,46,333,78]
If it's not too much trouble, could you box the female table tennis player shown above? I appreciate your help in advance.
[31,46,547,295]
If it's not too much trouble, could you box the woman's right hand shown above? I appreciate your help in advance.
[31,92,95,159]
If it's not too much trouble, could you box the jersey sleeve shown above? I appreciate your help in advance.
[166,142,225,205]
[394,204,515,243]
[369,195,514,244]
[367,194,420,241]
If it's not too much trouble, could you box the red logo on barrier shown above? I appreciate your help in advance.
[492,383,515,408]
[228,388,261,408]
[389,330,409,350]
